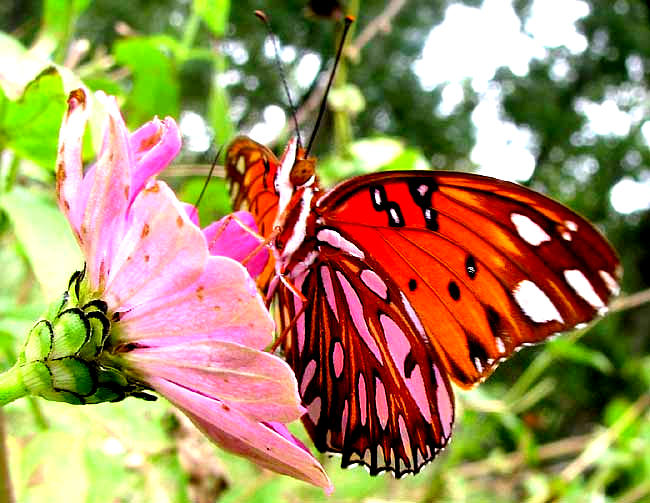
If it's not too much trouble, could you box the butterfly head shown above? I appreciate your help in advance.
[271,137,319,274]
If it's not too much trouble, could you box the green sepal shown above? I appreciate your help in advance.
[17,361,53,395]
[49,357,94,396]
[23,320,53,362]
[50,309,89,359]
[83,367,129,404]
[78,312,110,360]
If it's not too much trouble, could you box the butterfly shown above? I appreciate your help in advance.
[225,135,621,477]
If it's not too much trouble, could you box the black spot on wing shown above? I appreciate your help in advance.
[448,281,460,301]
[368,184,405,227]
[407,179,439,231]
[465,255,477,279]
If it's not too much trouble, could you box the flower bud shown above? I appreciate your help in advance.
[16,270,151,405]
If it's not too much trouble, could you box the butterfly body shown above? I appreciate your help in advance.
[226,135,620,476]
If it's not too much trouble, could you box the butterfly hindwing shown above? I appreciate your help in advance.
[278,244,454,476]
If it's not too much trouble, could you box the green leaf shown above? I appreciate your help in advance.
[547,337,614,374]
[38,0,92,59]
[113,37,180,128]
[209,55,234,145]
[194,0,230,37]
[0,68,67,170]
[0,186,82,302]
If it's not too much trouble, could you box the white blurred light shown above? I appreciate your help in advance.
[223,41,249,65]
[179,111,211,153]
[438,82,465,116]
[414,0,544,93]
[525,0,590,53]
[610,177,650,214]
[471,87,536,182]
[281,45,297,63]
[249,105,287,144]
[575,98,632,137]
[642,121,650,146]
[412,0,594,183]
[295,52,321,88]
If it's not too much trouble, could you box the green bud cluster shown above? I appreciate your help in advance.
[16,269,154,405]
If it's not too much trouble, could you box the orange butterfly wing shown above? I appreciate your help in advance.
[315,172,620,386]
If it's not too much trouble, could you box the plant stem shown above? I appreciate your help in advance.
[0,410,14,503]
[0,367,28,407]
[181,11,201,52]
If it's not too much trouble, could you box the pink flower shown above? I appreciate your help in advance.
[55,88,331,492]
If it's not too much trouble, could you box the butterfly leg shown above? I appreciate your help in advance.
[269,273,308,353]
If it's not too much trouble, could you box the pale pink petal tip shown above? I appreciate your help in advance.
[204,211,269,278]
[182,203,200,226]
[151,378,333,493]
[129,117,181,203]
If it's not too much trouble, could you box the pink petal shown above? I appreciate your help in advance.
[104,181,208,312]
[129,117,181,205]
[150,377,333,493]
[123,340,303,423]
[56,88,90,237]
[182,203,200,226]
[203,211,269,278]
[118,252,272,349]
[78,92,134,290]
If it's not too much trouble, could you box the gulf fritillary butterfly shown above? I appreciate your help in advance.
[225,12,619,478]
[225,135,620,477]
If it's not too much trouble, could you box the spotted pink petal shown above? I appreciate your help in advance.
[203,211,269,278]
[104,181,208,312]
[128,117,181,205]
[76,93,134,289]
[150,377,333,493]
[123,340,303,423]
[55,88,90,241]
[118,251,271,348]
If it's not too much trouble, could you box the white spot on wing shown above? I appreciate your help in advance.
[306,396,321,424]
[373,188,383,206]
[495,336,506,354]
[564,269,606,312]
[317,229,365,259]
[300,359,317,396]
[361,269,388,299]
[565,220,578,231]
[511,213,551,246]
[599,270,620,296]
[400,292,426,335]
[235,156,246,174]
[417,184,428,197]
[513,280,564,323]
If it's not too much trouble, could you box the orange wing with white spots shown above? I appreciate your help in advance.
[313,172,620,388]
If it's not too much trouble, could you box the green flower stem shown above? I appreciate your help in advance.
[181,10,201,52]
[0,366,28,407]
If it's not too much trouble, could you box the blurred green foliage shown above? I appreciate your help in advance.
[0,0,649,501]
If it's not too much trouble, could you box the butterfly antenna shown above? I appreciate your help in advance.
[191,144,224,220]
[305,15,354,157]
[254,10,302,149]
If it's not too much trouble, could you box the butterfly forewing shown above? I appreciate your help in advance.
[226,136,280,238]
[315,172,620,386]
